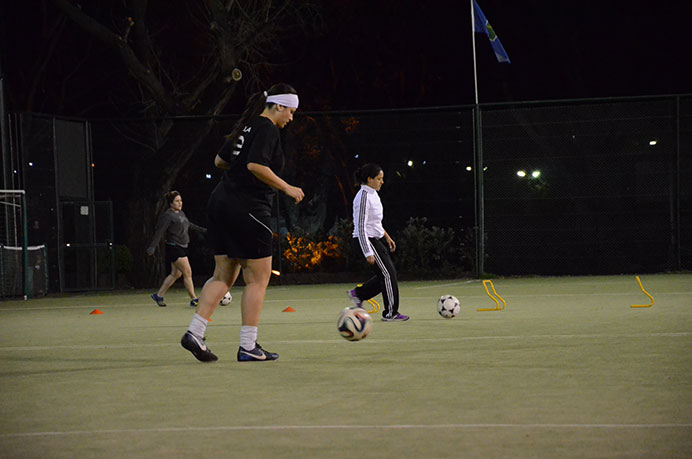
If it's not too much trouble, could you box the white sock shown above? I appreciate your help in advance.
[240,325,258,350]
[188,314,208,339]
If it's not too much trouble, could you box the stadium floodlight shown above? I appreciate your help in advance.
[649,140,657,146]
[407,160,413,167]
[516,170,526,177]
[531,170,541,178]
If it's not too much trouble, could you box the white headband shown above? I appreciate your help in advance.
[266,93,299,108]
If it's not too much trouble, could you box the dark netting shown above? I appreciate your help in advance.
[280,108,476,274]
[20,114,61,290]
[0,245,48,298]
[679,97,692,269]
[282,108,475,235]
[24,96,689,284]
[59,201,114,291]
[482,98,687,275]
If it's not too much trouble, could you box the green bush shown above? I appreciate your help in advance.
[277,218,471,276]
[394,217,468,275]
[114,245,134,274]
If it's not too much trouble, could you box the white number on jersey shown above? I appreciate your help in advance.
[232,126,252,156]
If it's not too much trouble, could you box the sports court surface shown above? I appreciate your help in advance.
[1,274,690,458]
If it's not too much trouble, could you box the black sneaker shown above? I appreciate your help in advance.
[189,298,199,307]
[151,293,166,307]
[181,331,218,362]
[237,343,279,362]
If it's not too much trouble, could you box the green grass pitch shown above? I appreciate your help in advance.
[1,274,691,458]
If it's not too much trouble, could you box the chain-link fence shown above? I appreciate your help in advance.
[482,97,690,274]
[4,114,115,294]
[9,95,691,291]
[282,97,689,276]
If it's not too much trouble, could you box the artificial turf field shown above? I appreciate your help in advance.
[0,274,690,458]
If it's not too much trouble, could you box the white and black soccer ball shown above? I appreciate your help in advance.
[219,291,232,306]
[337,306,373,341]
[437,294,460,319]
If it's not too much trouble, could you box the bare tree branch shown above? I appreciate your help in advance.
[52,0,179,113]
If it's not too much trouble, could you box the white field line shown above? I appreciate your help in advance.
[1,291,691,311]
[1,423,691,438]
[0,332,690,352]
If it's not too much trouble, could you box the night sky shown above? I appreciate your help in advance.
[2,0,692,116]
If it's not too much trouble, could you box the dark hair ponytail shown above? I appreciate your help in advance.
[226,83,298,144]
[354,163,383,185]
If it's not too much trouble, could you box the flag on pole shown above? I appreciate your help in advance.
[472,0,510,64]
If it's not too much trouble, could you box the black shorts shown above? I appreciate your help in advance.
[165,244,188,264]
[206,188,274,259]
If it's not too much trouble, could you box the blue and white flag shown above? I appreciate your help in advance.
[473,0,510,64]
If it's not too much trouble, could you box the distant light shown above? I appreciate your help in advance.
[531,170,541,178]
[407,160,413,167]
[205,174,212,179]
[517,170,526,177]
[649,140,657,146]
[65,243,71,247]
[422,160,427,165]
[483,166,488,171]
[271,270,281,276]
[354,154,359,159]
[28,162,34,167]
[91,163,95,168]
[466,166,472,172]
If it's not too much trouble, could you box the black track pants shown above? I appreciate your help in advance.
[352,237,399,318]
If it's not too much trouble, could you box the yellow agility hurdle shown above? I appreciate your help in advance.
[365,297,380,314]
[356,284,380,314]
[477,279,506,311]
[630,275,654,308]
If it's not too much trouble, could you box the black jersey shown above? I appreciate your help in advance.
[216,116,285,215]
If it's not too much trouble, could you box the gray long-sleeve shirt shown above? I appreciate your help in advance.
[146,209,206,255]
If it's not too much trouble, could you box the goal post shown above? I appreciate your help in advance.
[0,189,30,299]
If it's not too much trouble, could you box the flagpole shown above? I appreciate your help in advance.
[470,0,484,277]
[471,0,479,105]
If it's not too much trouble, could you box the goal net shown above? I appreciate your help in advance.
[0,190,48,299]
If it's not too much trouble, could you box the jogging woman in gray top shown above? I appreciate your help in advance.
[147,191,206,307]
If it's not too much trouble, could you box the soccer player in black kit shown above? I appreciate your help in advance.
[181,83,304,362]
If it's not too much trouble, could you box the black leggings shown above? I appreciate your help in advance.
[352,237,399,318]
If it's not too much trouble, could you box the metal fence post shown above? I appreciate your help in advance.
[473,105,484,277]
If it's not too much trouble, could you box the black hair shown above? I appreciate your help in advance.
[227,83,298,145]
[164,190,180,205]
[354,163,383,184]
